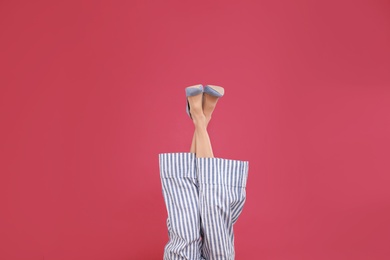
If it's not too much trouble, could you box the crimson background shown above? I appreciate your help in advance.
[1,0,390,259]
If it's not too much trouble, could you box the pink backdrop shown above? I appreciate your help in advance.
[1,0,389,259]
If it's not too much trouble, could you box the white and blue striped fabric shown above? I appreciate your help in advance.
[159,152,249,260]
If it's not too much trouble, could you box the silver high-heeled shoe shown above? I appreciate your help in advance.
[203,85,225,98]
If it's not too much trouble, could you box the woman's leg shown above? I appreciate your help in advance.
[189,85,249,259]
[190,132,196,153]
[187,92,214,158]
[160,85,247,260]
[188,85,222,157]
[189,95,220,154]
[159,85,211,259]
[197,157,249,259]
[159,152,204,260]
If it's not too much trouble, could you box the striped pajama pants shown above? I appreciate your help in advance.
[159,152,249,260]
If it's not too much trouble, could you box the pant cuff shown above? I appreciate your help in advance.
[196,157,249,187]
[158,152,197,178]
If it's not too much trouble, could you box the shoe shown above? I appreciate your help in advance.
[203,85,225,98]
[185,84,204,119]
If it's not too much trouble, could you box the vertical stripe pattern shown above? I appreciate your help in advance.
[159,153,249,260]
[159,152,204,260]
[197,157,249,260]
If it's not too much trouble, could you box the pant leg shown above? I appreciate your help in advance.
[159,152,204,260]
[196,157,249,260]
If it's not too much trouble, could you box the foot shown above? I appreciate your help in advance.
[202,85,224,125]
[187,84,206,124]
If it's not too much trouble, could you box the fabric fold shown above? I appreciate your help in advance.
[196,157,249,260]
[159,152,203,260]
